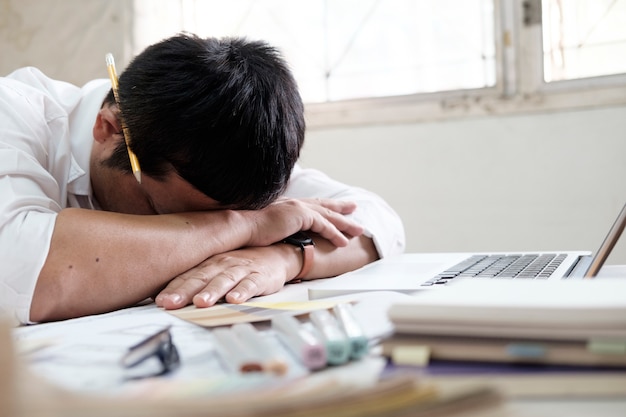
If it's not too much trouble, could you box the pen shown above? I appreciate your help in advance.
[333,303,370,360]
[309,309,351,365]
[105,53,142,184]
[272,314,326,371]
[231,322,289,375]
[211,327,263,373]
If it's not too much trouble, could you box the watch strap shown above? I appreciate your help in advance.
[281,232,315,280]
[297,242,314,280]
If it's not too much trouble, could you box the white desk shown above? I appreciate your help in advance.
[10,262,626,416]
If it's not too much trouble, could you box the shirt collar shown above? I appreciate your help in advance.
[66,79,110,199]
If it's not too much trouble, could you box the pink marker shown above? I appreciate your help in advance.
[272,314,327,371]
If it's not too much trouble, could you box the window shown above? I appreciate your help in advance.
[132,0,626,127]
[133,0,496,103]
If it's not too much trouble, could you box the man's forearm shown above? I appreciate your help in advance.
[31,208,249,322]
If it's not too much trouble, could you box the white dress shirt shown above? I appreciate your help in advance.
[0,68,405,324]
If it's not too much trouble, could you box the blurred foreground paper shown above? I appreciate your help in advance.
[2,318,505,417]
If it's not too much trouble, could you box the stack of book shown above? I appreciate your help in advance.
[382,278,626,397]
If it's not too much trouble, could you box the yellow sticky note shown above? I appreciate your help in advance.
[391,345,431,366]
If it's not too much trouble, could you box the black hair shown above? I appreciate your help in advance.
[103,33,304,209]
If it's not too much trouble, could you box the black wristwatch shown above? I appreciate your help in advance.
[281,232,315,280]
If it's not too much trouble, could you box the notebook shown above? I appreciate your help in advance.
[307,202,626,299]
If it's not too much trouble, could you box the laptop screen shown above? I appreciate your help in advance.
[584,202,626,277]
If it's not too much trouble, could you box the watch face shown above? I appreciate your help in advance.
[284,232,314,246]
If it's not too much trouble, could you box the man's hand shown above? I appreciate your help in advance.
[155,198,366,310]
[243,197,362,248]
[155,245,296,309]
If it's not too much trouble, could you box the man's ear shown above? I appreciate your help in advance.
[93,106,122,144]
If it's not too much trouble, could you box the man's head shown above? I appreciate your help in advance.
[99,34,304,211]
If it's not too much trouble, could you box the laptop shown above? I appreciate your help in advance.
[307,202,626,300]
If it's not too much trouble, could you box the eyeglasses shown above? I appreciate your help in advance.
[120,326,180,377]
[105,53,143,184]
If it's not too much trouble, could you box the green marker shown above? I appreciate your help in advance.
[310,309,351,366]
[333,303,369,360]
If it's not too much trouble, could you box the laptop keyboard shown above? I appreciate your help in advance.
[422,253,567,286]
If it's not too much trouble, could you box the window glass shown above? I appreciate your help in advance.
[542,0,626,82]
[133,0,496,103]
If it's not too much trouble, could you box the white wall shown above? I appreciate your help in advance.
[301,106,626,264]
[3,0,625,265]
[0,0,133,86]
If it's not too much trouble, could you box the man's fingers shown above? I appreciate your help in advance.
[223,274,265,304]
[156,268,214,309]
[193,271,263,307]
[307,209,364,246]
[307,198,358,215]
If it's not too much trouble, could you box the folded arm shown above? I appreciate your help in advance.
[155,218,379,310]
[155,166,406,309]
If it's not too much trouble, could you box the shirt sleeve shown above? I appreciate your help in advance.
[0,72,69,325]
[283,164,406,258]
